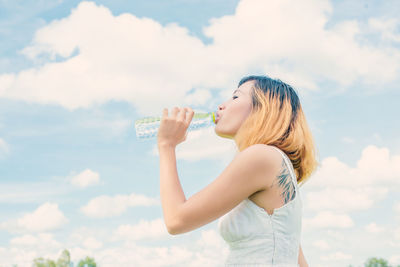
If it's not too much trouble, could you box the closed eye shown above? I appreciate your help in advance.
[232,96,238,100]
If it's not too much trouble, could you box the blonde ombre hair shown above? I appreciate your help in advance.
[233,75,320,187]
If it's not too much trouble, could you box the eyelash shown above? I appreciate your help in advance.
[232,96,238,100]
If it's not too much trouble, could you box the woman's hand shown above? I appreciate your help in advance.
[157,107,194,148]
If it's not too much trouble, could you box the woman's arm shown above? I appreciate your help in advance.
[159,144,275,235]
[298,244,309,267]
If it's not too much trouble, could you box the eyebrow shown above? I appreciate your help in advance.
[233,89,242,94]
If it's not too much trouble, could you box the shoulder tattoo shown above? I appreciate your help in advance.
[276,159,296,204]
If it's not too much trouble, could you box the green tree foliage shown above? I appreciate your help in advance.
[77,256,97,267]
[32,249,70,267]
[32,249,97,267]
[32,257,56,267]
[364,257,400,267]
[56,249,71,267]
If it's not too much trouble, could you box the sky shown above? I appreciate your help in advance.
[0,0,399,266]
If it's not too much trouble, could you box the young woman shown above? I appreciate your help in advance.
[157,75,319,266]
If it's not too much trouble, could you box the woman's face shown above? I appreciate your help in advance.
[215,80,254,139]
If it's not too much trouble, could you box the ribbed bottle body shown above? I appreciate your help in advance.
[134,111,216,140]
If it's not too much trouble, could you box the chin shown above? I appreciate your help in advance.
[214,127,234,139]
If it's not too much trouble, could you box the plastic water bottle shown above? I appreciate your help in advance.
[134,111,217,140]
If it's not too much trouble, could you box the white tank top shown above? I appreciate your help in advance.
[218,146,303,266]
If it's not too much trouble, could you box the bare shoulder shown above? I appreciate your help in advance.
[239,144,283,189]
[242,144,279,157]
[243,144,283,167]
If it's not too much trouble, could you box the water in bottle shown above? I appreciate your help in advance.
[135,111,217,140]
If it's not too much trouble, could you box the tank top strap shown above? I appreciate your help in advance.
[270,146,298,189]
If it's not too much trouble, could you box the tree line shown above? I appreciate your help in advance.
[32,249,96,267]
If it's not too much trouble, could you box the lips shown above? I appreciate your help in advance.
[215,113,221,123]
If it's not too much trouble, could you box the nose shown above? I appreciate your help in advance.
[217,103,225,118]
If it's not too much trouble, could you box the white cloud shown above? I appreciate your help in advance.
[82,237,103,250]
[303,211,354,229]
[67,246,95,265]
[320,251,352,261]
[306,145,400,189]
[389,255,400,267]
[357,146,400,183]
[0,247,39,267]
[0,202,68,233]
[195,229,226,249]
[302,145,400,216]
[394,226,400,240]
[0,227,232,267]
[304,186,388,212]
[194,229,229,266]
[298,144,400,260]
[312,239,331,250]
[0,181,70,204]
[325,229,346,241]
[10,233,61,248]
[68,226,227,266]
[0,245,73,267]
[0,1,211,115]
[0,137,9,157]
[80,193,159,218]
[69,169,101,188]
[10,234,37,246]
[0,0,399,114]
[368,18,400,43]
[365,222,385,234]
[112,218,168,241]
[101,228,227,267]
[394,202,400,214]
[94,243,194,267]
[76,111,133,137]
[17,202,68,232]
[68,226,109,249]
[184,88,212,106]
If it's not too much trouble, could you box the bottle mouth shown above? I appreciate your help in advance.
[212,111,216,124]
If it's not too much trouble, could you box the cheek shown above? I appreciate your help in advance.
[237,103,252,119]
[220,101,251,127]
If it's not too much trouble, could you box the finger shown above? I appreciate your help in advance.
[171,106,179,118]
[162,108,168,119]
[185,107,194,124]
[178,107,186,123]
